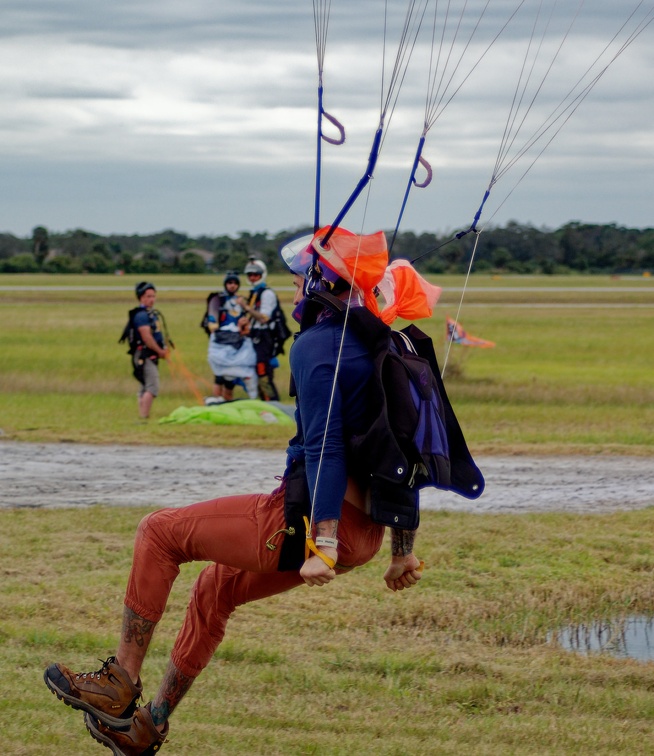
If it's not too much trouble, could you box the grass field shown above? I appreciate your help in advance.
[4,506,654,755]
[1,273,654,754]
[1,272,653,453]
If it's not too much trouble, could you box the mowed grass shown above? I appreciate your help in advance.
[3,505,654,755]
[0,273,653,452]
[2,274,654,754]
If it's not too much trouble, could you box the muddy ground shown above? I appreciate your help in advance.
[1,441,653,514]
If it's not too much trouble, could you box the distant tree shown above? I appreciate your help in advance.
[90,241,112,259]
[178,251,206,274]
[116,251,134,273]
[472,258,493,273]
[1,253,39,273]
[441,238,467,272]
[0,233,28,261]
[42,255,83,274]
[81,253,114,274]
[637,230,654,271]
[212,249,231,271]
[491,246,513,270]
[32,226,49,266]
[213,236,232,253]
[133,258,162,274]
[156,229,188,251]
[195,235,215,251]
[256,245,281,273]
[539,257,557,274]
[60,229,106,259]
[229,239,249,272]
[11,221,654,276]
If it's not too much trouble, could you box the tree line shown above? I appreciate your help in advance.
[1,221,653,275]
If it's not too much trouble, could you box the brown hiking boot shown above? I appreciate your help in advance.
[44,656,142,727]
[85,704,169,756]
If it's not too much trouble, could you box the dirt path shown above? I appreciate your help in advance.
[2,441,653,514]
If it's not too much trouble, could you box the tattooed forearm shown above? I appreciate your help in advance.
[315,519,339,539]
[150,661,195,726]
[390,528,416,557]
[121,607,156,648]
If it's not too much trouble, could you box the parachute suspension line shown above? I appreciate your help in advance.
[439,1,578,333]
[491,0,582,186]
[166,348,211,406]
[313,0,330,74]
[407,2,652,339]
[439,1,653,379]
[313,0,330,233]
[495,0,654,186]
[478,0,654,232]
[307,190,374,535]
[152,306,209,404]
[455,0,584,241]
[454,1,560,238]
[312,0,345,233]
[424,0,526,129]
[491,0,554,182]
[441,230,482,379]
[323,0,429,247]
[467,0,653,240]
[379,0,431,145]
[389,0,526,253]
[322,125,383,247]
[409,232,458,266]
[151,307,212,405]
[389,133,429,253]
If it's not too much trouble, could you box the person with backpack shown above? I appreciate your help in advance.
[238,258,285,401]
[43,228,482,755]
[122,281,170,420]
[43,230,421,754]
[203,271,258,402]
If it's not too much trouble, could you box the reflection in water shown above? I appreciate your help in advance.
[553,616,654,661]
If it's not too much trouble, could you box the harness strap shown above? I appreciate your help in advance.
[303,516,337,569]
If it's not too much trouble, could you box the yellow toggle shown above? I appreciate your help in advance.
[303,516,337,570]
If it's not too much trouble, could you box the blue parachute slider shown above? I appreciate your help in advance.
[456,188,491,240]
[314,83,345,232]
[390,135,430,253]
[322,124,383,247]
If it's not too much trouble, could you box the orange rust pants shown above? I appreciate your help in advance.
[124,483,384,678]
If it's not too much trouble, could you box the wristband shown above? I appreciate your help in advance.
[315,537,338,549]
[303,516,337,569]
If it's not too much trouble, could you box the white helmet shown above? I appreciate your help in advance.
[244,259,267,282]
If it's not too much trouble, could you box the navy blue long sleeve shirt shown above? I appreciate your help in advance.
[286,312,373,524]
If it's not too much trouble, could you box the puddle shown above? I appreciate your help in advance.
[552,616,654,661]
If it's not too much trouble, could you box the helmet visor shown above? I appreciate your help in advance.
[280,234,314,277]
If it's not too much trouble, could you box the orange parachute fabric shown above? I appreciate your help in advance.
[377,259,442,324]
[446,316,495,348]
[312,226,388,314]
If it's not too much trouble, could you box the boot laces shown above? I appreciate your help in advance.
[76,656,117,681]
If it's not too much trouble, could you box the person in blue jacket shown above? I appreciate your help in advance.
[43,232,422,756]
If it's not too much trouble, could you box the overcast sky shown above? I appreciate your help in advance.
[1,1,653,240]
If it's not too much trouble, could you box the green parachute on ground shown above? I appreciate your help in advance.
[159,400,294,426]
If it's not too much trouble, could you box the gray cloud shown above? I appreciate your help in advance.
[0,1,652,237]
